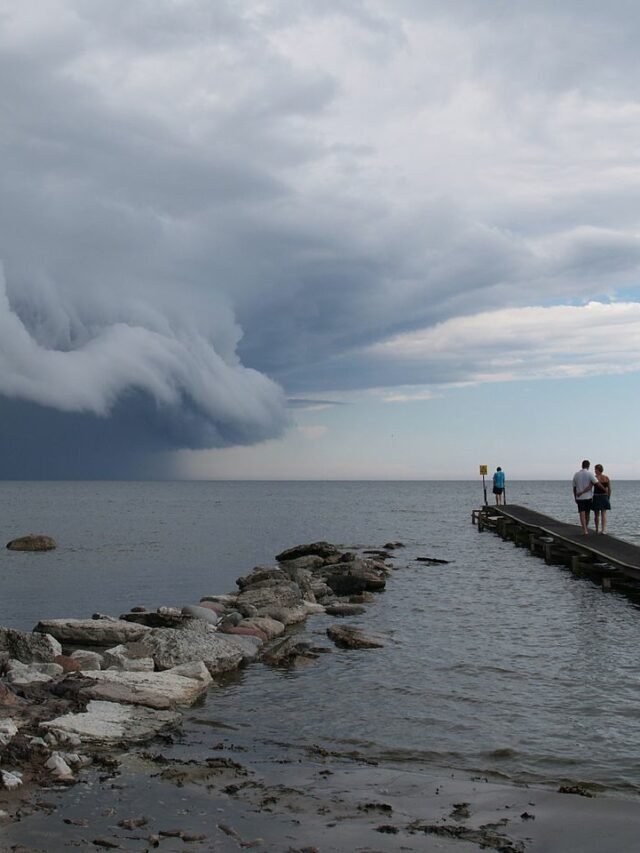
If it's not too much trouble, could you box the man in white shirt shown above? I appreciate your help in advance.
[572,459,598,535]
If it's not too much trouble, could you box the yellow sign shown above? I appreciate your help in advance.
[479,465,488,475]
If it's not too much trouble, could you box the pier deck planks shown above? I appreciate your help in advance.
[483,504,640,580]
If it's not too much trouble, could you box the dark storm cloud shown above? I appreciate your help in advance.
[1,0,640,475]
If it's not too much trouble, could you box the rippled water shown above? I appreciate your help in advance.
[1,480,640,795]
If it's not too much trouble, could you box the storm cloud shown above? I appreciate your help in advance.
[2,1,640,475]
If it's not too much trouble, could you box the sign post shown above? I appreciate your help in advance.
[479,465,488,506]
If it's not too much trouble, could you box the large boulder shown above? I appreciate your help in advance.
[6,534,56,552]
[34,618,151,646]
[236,566,289,589]
[135,622,246,674]
[78,663,212,709]
[235,581,303,619]
[0,627,62,663]
[321,558,386,595]
[275,542,340,562]
[40,700,181,746]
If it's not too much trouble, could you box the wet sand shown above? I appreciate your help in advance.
[2,715,639,853]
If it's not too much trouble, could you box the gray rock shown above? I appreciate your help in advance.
[326,624,384,649]
[235,581,303,620]
[102,645,155,672]
[0,628,62,663]
[236,566,289,589]
[321,558,387,595]
[78,664,212,709]
[199,594,237,606]
[40,699,181,746]
[261,636,318,666]
[239,617,285,640]
[278,555,325,572]
[217,634,262,661]
[70,650,103,670]
[34,618,151,646]
[275,541,340,562]
[6,660,63,685]
[266,605,309,626]
[136,622,246,674]
[182,605,219,626]
[324,603,367,617]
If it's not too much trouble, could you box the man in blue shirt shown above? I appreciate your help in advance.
[493,467,506,505]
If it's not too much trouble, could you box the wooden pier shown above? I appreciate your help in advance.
[472,504,640,592]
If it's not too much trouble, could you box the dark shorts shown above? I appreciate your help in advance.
[577,499,592,513]
[592,494,611,512]
[493,487,504,495]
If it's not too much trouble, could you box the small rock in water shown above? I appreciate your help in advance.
[6,534,57,551]
[326,625,384,649]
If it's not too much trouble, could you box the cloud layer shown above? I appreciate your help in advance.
[1,1,640,474]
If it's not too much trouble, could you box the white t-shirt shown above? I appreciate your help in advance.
[573,469,597,499]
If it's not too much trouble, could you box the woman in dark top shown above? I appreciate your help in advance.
[592,463,612,535]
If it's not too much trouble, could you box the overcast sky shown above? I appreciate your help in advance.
[1,0,639,479]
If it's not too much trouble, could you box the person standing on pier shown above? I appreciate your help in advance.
[572,459,598,535]
[492,466,506,505]
[592,464,612,535]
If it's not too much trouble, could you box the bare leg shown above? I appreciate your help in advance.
[579,510,589,534]
[601,511,607,534]
[594,511,600,534]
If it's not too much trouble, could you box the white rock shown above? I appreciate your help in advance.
[0,719,18,747]
[45,752,74,780]
[0,769,23,790]
[78,668,211,709]
[41,700,181,746]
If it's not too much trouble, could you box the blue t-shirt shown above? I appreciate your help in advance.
[493,470,505,488]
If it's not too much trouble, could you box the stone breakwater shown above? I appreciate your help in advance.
[0,540,399,796]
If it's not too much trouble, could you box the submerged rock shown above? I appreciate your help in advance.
[324,603,367,617]
[326,625,384,649]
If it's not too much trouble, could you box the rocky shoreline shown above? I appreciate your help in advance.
[0,540,395,810]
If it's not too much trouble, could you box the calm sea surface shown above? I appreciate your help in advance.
[1,480,640,796]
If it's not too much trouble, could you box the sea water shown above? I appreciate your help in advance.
[1,480,639,795]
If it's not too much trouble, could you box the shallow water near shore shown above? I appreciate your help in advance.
[2,479,640,799]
